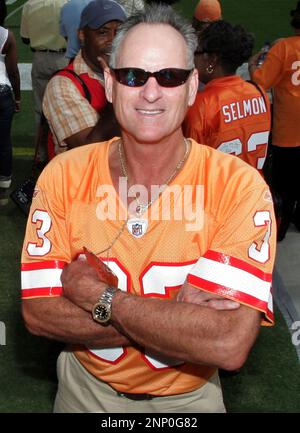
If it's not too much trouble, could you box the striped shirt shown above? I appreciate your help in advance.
[43,51,105,149]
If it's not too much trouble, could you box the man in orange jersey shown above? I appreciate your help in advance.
[183,21,271,174]
[249,2,300,240]
[21,4,276,413]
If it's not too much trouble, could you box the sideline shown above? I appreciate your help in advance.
[19,63,32,90]
[13,148,34,157]
[6,3,24,21]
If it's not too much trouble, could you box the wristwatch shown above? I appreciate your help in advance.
[92,287,120,325]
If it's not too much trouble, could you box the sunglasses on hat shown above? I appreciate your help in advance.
[111,67,193,87]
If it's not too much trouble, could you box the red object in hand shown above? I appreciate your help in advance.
[83,247,118,287]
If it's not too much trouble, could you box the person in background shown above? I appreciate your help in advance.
[22,4,275,413]
[0,9,21,190]
[249,1,300,240]
[192,0,222,91]
[192,0,222,32]
[20,0,68,164]
[43,0,126,155]
[60,0,93,62]
[183,20,271,174]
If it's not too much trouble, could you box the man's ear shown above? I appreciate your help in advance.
[187,68,199,107]
[104,67,113,103]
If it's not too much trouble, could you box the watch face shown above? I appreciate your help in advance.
[93,303,111,323]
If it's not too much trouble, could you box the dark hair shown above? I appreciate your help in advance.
[290,1,300,15]
[291,15,300,29]
[290,1,300,28]
[198,20,254,74]
[0,0,7,26]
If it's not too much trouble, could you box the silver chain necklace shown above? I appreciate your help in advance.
[118,138,190,216]
[96,138,191,251]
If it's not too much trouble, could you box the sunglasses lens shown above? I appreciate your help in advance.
[114,68,147,87]
[157,69,191,87]
[112,68,192,87]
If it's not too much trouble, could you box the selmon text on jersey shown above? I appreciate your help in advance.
[222,96,267,124]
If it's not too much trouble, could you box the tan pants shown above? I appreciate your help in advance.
[31,51,68,120]
[53,351,226,413]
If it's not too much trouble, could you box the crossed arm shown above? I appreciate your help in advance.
[22,259,261,371]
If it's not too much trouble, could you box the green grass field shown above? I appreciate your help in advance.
[0,0,300,413]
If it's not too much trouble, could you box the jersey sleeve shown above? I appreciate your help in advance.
[21,162,71,299]
[252,42,284,90]
[188,183,276,324]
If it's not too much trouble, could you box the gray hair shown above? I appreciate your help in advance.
[109,4,197,69]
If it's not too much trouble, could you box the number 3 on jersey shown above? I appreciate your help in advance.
[26,210,52,256]
[90,261,194,369]
[248,210,272,263]
[218,131,269,170]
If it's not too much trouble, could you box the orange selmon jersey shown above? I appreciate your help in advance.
[183,75,271,172]
[252,36,300,147]
[21,138,276,396]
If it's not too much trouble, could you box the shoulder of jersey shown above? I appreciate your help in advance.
[200,142,264,183]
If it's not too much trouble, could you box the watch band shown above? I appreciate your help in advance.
[99,286,119,304]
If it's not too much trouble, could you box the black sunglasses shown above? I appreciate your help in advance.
[111,67,193,88]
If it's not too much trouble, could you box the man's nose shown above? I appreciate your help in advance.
[140,76,163,102]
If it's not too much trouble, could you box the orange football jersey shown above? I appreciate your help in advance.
[183,75,271,172]
[21,138,276,396]
[252,36,300,147]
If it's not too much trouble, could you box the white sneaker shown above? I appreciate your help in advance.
[0,176,12,188]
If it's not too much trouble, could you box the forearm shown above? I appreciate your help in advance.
[111,291,260,370]
[59,260,260,370]
[22,296,131,347]
[65,113,120,149]
[248,62,258,80]
[9,71,21,101]
[4,37,21,100]
[87,103,120,143]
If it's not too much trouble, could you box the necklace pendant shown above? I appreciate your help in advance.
[127,218,148,238]
[136,204,142,215]
[136,204,147,215]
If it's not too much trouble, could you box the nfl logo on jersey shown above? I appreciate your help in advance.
[132,223,143,237]
[127,218,148,238]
